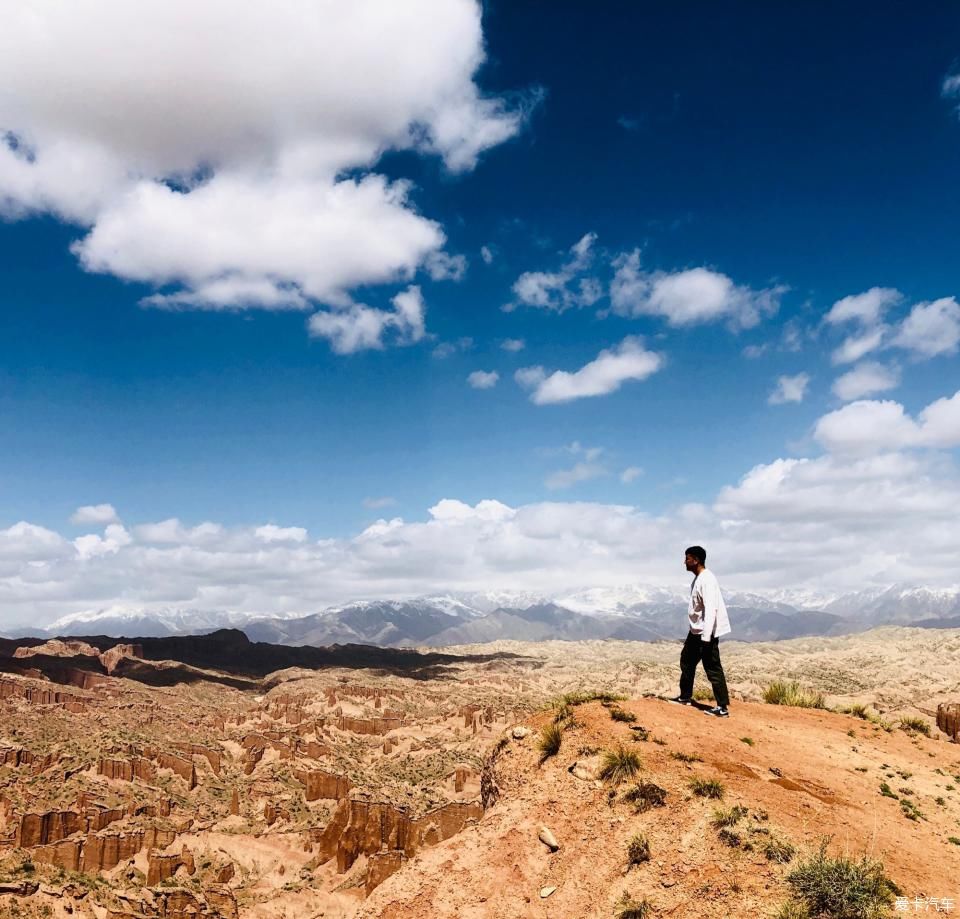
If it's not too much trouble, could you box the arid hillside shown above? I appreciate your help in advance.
[0,627,957,918]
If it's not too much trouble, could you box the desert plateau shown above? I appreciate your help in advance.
[0,627,957,919]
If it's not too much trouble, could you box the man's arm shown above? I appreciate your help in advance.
[700,573,720,642]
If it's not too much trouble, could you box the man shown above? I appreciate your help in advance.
[671,545,731,717]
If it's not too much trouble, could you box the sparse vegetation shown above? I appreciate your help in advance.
[718,827,741,847]
[786,841,896,919]
[762,836,796,864]
[774,901,811,919]
[898,716,931,737]
[740,736,754,746]
[689,777,725,799]
[692,685,714,702]
[598,745,642,784]
[629,725,650,742]
[878,783,897,800]
[610,707,637,723]
[622,781,667,812]
[763,681,825,709]
[538,722,563,764]
[899,798,923,821]
[669,750,702,763]
[711,804,748,827]
[626,833,651,865]
[615,892,651,919]
[948,837,960,846]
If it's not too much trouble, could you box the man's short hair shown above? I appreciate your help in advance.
[685,545,706,565]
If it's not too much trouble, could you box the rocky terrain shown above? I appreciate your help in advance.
[0,627,957,918]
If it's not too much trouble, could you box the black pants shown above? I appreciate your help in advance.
[679,630,729,708]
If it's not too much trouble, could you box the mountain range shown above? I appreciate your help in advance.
[5,583,960,647]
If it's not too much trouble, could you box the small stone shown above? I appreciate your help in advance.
[540,886,557,898]
[538,825,560,851]
[512,726,530,739]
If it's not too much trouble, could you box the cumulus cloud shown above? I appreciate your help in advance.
[892,297,960,358]
[768,373,810,405]
[832,361,900,402]
[7,445,960,629]
[543,442,607,490]
[824,287,901,327]
[0,1,528,314]
[467,370,499,389]
[813,391,960,455]
[70,504,119,526]
[516,337,663,405]
[480,245,495,265]
[620,466,644,483]
[500,338,526,352]
[255,524,307,544]
[609,250,784,329]
[507,233,602,312]
[308,285,426,354]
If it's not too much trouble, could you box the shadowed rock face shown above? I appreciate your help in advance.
[938,702,959,740]
[312,797,484,880]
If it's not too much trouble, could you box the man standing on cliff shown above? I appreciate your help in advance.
[670,545,731,717]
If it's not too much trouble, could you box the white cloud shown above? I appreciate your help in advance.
[516,337,663,405]
[609,250,784,329]
[0,1,528,313]
[830,326,887,365]
[432,337,473,359]
[308,285,426,354]
[480,245,494,265]
[620,466,643,483]
[74,524,132,560]
[424,251,467,282]
[507,233,601,312]
[832,361,900,402]
[943,73,960,98]
[813,390,960,455]
[255,524,307,544]
[768,372,810,405]
[824,287,901,326]
[501,338,526,352]
[70,504,119,526]
[892,297,960,358]
[467,370,499,389]
[544,462,606,490]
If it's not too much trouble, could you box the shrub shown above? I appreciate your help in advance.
[692,685,714,702]
[689,777,725,799]
[786,841,896,919]
[898,716,931,737]
[670,751,702,763]
[626,834,651,865]
[878,783,897,800]
[763,681,825,709]
[711,804,748,828]
[740,737,754,746]
[615,893,651,919]
[629,726,650,742]
[538,723,563,764]
[774,902,811,919]
[623,782,667,812]
[598,746,642,784]
[948,837,960,846]
[718,827,741,847]
[610,707,637,723]
[899,799,923,821]
[763,836,796,864]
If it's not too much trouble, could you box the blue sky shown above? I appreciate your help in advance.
[1,1,959,625]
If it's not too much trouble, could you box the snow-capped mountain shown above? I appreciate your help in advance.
[17,583,960,646]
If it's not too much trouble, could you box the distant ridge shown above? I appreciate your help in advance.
[14,583,960,648]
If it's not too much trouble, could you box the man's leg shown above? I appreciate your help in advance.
[678,631,700,700]
[700,637,730,708]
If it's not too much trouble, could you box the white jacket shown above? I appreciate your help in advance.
[688,568,731,641]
